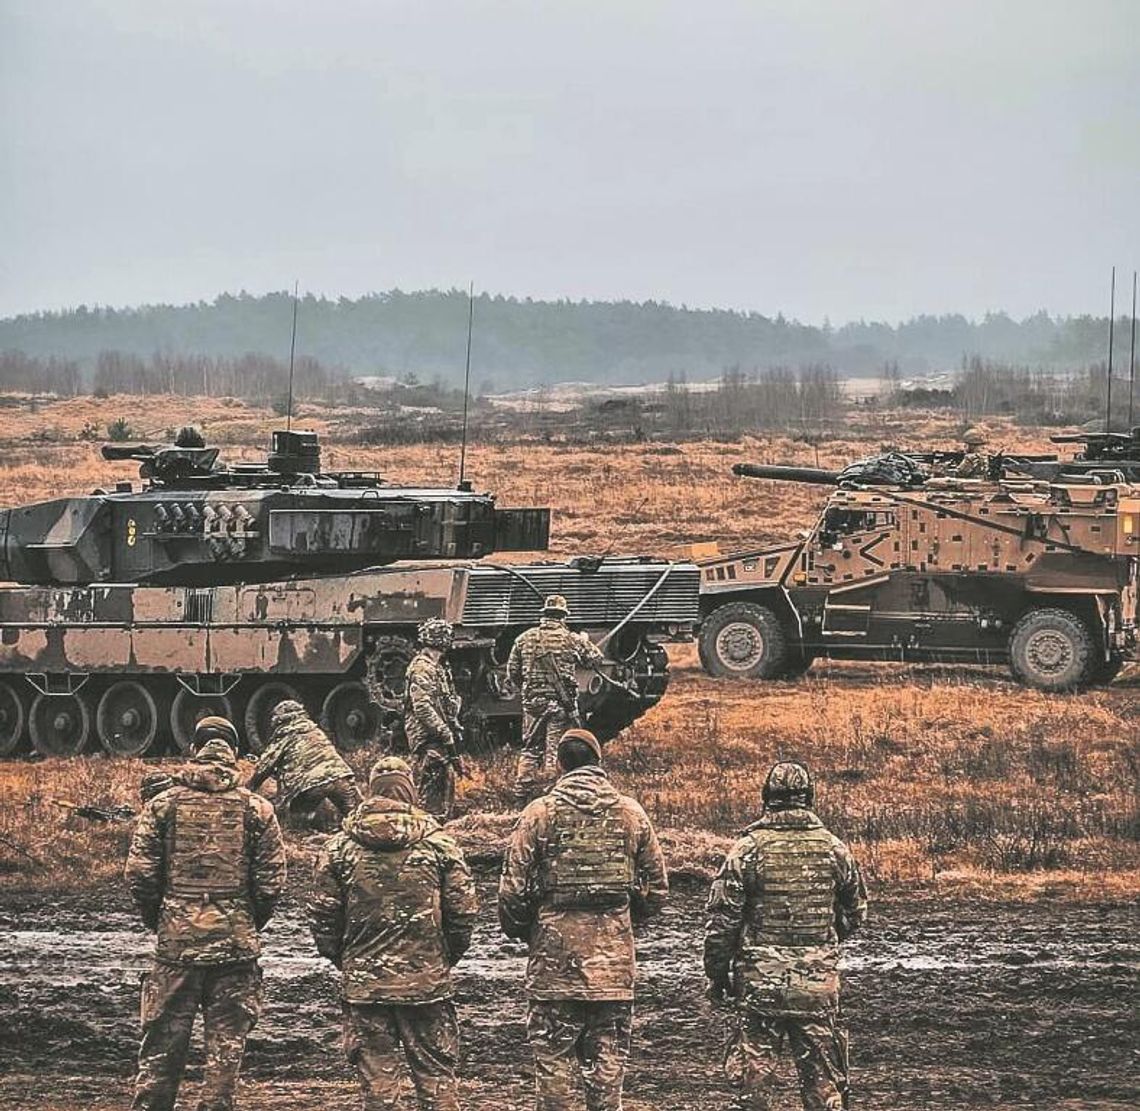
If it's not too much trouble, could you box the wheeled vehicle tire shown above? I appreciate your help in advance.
[698,602,791,679]
[1008,607,1096,691]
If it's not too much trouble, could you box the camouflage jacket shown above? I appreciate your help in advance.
[404,650,461,753]
[704,808,867,1017]
[507,619,605,710]
[249,719,355,805]
[498,765,668,1001]
[308,797,478,1004]
[125,761,287,965]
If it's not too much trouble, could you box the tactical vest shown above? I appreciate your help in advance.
[542,798,634,910]
[746,825,837,948]
[167,791,249,900]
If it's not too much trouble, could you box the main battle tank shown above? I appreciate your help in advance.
[0,430,699,757]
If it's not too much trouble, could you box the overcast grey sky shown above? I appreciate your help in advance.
[2,0,1137,324]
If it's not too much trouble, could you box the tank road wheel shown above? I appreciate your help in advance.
[96,681,159,757]
[698,602,790,680]
[1009,608,1096,692]
[29,692,92,757]
[322,681,379,753]
[244,682,303,755]
[170,689,234,754]
[0,680,28,756]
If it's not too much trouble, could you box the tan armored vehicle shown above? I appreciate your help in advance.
[697,457,1139,691]
[0,430,699,756]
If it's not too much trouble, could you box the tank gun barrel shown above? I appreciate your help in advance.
[732,462,840,485]
[101,443,161,462]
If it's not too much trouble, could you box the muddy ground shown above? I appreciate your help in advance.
[0,879,1136,1111]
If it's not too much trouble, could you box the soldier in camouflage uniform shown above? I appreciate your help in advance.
[308,755,478,1111]
[704,762,867,1111]
[499,728,668,1111]
[403,618,464,822]
[247,700,361,828]
[507,595,605,806]
[954,428,991,478]
[125,733,287,1111]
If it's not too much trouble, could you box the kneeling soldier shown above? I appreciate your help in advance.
[125,725,287,1111]
[704,761,867,1111]
[308,756,478,1111]
[248,700,361,828]
[499,728,668,1111]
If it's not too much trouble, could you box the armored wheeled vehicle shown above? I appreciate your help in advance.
[696,457,1140,691]
[0,430,699,756]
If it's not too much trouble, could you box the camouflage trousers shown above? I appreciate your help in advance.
[724,1008,849,1111]
[513,699,576,806]
[413,745,457,822]
[132,959,262,1111]
[289,776,363,830]
[343,999,460,1111]
[526,999,633,1111]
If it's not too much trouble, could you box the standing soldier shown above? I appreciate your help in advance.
[308,756,478,1111]
[507,594,605,806]
[499,728,668,1111]
[247,700,361,828]
[404,618,464,822]
[124,726,287,1111]
[704,761,867,1111]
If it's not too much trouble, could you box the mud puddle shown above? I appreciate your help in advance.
[1,890,1137,1109]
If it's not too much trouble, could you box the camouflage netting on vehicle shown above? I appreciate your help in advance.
[836,452,927,488]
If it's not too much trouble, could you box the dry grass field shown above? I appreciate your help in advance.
[1,394,1138,1110]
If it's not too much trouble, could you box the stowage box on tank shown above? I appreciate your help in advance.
[0,430,699,757]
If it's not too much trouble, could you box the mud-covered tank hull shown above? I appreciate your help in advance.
[0,558,699,757]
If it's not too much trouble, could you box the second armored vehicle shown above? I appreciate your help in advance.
[696,459,1139,691]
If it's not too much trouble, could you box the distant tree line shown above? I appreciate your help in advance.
[0,289,1124,390]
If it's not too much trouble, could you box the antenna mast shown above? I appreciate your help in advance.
[458,282,475,489]
[1105,267,1116,432]
[1129,270,1137,429]
[286,280,299,431]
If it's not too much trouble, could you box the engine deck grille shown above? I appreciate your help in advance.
[461,561,700,627]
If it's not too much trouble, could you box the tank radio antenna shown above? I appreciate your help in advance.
[286,280,299,431]
[1105,266,1116,432]
[1129,270,1137,429]
[458,281,475,490]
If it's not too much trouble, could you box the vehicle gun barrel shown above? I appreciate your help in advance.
[732,462,841,484]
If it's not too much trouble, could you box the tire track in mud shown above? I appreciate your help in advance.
[1,887,1136,1109]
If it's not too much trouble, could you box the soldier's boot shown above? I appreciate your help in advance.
[578,1002,633,1111]
[395,1001,460,1111]
[132,965,198,1111]
[195,963,261,1111]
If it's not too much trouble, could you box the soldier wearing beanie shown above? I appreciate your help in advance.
[125,728,286,1111]
[308,754,477,1110]
[704,761,867,1111]
[499,728,668,1110]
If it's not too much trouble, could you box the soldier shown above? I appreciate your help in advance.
[955,428,991,478]
[704,761,867,1111]
[247,700,362,828]
[124,730,287,1111]
[308,755,478,1111]
[507,594,605,805]
[499,728,668,1111]
[404,618,464,822]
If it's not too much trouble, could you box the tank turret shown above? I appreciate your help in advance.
[0,429,550,586]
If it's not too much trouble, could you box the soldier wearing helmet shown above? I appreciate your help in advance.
[507,594,605,806]
[247,699,361,829]
[403,618,464,821]
[704,761,867,1111]
[955,427,991,478]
